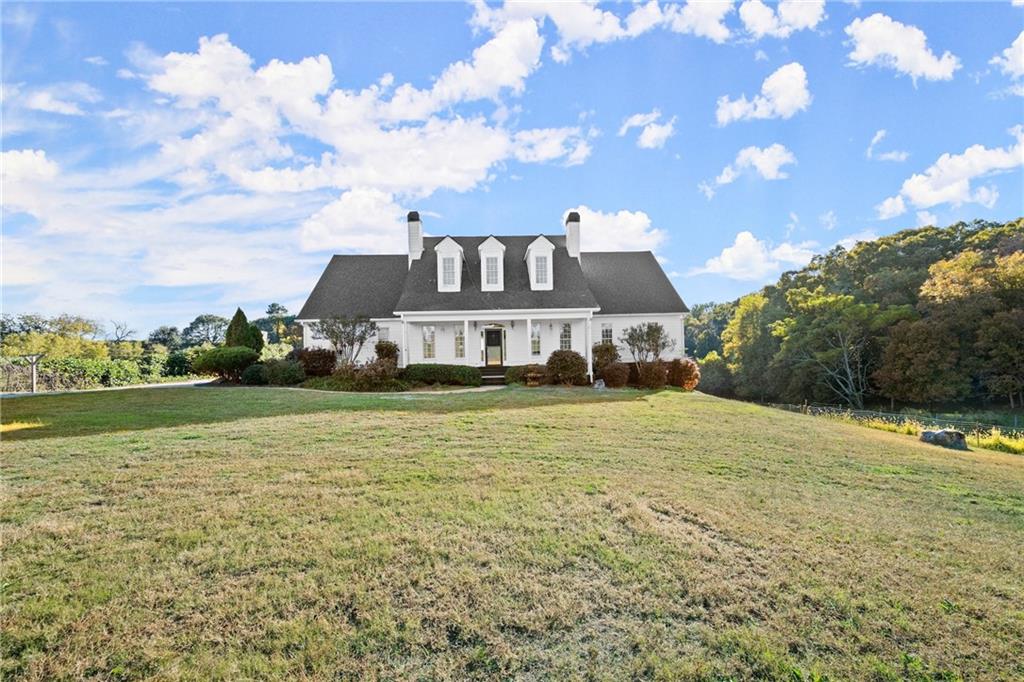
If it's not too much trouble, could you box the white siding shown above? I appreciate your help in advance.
[592,314,686,362]
[301,320,403,365]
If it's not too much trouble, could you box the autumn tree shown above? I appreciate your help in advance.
[874,319,970,407]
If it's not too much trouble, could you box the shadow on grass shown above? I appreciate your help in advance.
[1,385,652,442]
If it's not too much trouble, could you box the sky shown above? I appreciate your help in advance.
[2,1,1022,335]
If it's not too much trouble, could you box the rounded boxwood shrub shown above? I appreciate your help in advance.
[192,346,260,382]
[296,348,336,377]
[546,350,588,386]
[401,363,482,386]
[592,342,620,378]
[375,340,399,363]
[601,362,630,388]
[265,359,305,386]
[667,358,700,391]
[505,364,547,385]
[637,361,667,389]
[241,363,269,385]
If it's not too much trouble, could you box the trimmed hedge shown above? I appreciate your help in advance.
[505,364,547,385]
[401,363,482,387]
[637,361,668,389]
[546,350,588,386]
[667,358,700,390]
[601,362,630,388]
[592,342,620,378]
[375,340,399,363]
[296,348,336,377]
[241,363,269,385]
[192,346,259,382]
[265,359,306,386]
[305,359,409,392]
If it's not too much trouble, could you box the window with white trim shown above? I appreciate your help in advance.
[601,323,612,344]
[378,327,389,343]
[485,257,499,286]
[422,325,435,359]
[442,257,456,287]
[560,323,572,351]
[454,327,465,358]
[535,255,548,285]
[531,322,541,356]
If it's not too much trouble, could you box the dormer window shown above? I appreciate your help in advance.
[435,236,464,292]
[535,255,548,285]
[478,236,506,292]
[525,235,554,291]
[442,257,456,287]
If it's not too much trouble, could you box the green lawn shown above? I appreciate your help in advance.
[2,387,1023,680]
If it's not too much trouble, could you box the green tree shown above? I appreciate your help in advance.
[874,319,971,407]
[182,315,229,346]
[976,309,1024,408]
[311,316,377,365]
[722,294,779,401]
[619,322,674,368]
[147,326,183,351]
[697,351,733,397]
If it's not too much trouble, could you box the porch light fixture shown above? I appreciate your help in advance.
[472,321,477,330]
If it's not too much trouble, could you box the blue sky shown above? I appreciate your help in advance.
[2,1,1022,334]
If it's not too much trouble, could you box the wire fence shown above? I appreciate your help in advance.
[761,402,1024,439]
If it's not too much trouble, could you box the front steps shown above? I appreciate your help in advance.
[480,366,507,386]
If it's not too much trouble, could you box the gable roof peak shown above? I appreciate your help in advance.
[434,235,464,252]
[478,235,506,251]
[524,235,556,256]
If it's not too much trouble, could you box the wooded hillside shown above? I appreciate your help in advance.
[688,218,1024,409]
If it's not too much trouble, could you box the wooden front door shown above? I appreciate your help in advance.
[485,329,503,366]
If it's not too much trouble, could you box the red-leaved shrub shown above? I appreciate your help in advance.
[637,361,667,389]
[601,362,629,388]
[667,358,701,390]
[297,348,336,377]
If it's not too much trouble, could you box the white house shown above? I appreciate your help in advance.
[297,211,689,378]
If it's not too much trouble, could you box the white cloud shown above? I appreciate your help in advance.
[716,62,811,125]
[690,230,816,280]
[19,82,102,116]
[865,129,908,162]
[836,229,879,251]
[878,125,1023,218]
[563,205,667,253]
[739,0,825,39]
[513,126,592,164]
[663,1,734,44]
[713,143,796,187]
[754,49,768,61]
[819,209,837,231]
[916,210,937,226]
[618,109,676,149]
[990,30,1024,80]
[845,13,960,83]
[84,56,109,66]
[875,195,906,219]
[299,188,406,253]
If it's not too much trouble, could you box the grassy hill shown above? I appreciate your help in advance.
[3,387,1022,680]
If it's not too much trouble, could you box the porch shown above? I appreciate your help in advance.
[397,310,596,378]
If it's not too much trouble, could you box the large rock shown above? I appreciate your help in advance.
[920,429,968,451]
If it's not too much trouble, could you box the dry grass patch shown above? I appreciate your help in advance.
[2,387,1023,680]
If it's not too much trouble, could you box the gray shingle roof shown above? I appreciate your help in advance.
[298,240,688,319]
[393,236,599,312]
[580,251,689,314]
[297,255,408,319]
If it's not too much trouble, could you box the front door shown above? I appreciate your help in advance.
[485,329,503,366]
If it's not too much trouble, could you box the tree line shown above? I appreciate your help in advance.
[687,218,1023,409]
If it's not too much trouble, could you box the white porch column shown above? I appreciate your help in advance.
[401,318,409,368]
[525,318,531,366]
[585,317,593,381]
[464,319,470,366]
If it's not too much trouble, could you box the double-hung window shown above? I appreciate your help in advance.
[559,323,572,351]
[378,327,390,343]
[601,323,613,344]
[422,325,436,359]
[454,328,465,358]
[535,255,548,285]
[531,322,541,356]
[485,257,499,286]
[442,257,456,287]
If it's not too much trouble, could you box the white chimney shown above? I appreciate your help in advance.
[565,211,581,259]
[407,210,423,265]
